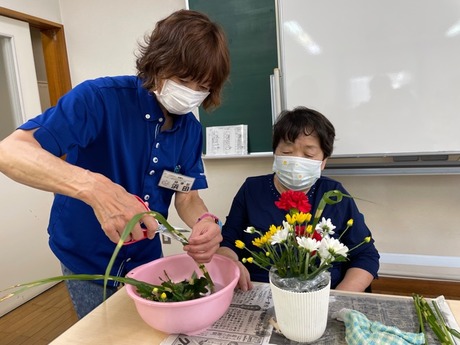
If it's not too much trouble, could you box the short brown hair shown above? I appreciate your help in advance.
[136,9,230,111]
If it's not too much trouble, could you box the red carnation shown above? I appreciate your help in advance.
[295,225,323,240]
[294,225,305,237]
[312,230,323,241]
[275,190,311,213]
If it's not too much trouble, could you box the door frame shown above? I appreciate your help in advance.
[0,8,72,316]
[0,6,72,105]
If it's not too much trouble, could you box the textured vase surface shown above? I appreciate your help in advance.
[269,272,331,343]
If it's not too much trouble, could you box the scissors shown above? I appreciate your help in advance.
[123,196,189,245]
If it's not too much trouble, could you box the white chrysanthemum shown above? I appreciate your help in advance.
[270,227,290,245]
[282,220,291,232]
[296,236,320,252]
[318,237,348,262]
[315,217,336,237]
[244,226,256,234]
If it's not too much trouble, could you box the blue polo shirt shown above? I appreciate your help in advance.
[220,174,380,288]
[19,75,208,281]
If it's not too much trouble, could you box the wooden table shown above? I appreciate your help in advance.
[50,287,460,345]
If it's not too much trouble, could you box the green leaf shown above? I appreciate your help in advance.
[0,274,159,303]
[103,212,147,299]
[311,190,351,231]
[448,327,460,339]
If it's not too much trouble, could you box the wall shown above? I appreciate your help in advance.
[334,173,460,280]
[0,0,61,22]
[58,0,184,85]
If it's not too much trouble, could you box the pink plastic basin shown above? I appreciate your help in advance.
[126,253,240,335]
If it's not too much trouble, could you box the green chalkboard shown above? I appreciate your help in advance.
[189,0,278,154]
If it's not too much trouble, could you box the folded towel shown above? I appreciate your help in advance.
[333,308,425,345]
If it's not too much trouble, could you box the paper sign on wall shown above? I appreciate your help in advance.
[206,125,248,156]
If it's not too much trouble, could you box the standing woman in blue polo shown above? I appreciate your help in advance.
[0,9,230,318]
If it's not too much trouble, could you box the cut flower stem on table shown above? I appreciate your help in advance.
[0,209,215,303]
[413,294,460,345]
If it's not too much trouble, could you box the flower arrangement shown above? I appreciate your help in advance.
[235,190,371,282]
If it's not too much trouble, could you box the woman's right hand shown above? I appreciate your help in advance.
[83,172,159,243]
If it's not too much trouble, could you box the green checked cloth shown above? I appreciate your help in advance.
[334,308,425,345]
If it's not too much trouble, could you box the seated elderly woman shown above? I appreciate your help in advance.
[217,106,380,292]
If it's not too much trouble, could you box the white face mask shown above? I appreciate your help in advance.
[154,79,210,115]
[273,155,322,191]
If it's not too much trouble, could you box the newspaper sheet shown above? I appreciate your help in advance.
[161,285,274,345]
[161,284,457,345]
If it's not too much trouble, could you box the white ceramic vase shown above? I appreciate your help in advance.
[269,272,331,343]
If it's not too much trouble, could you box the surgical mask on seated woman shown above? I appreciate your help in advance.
[273,155,322,191]
[154,79,210,115]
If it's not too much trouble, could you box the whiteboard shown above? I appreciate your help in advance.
[277,0,460,157]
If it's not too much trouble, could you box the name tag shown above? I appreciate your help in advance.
[158,170,195,193]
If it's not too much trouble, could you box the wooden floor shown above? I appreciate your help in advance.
[0,282,78,345]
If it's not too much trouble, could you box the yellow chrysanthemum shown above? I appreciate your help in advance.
[235,240,245,249]
[264,231,272,240]
[252,237,264,248]
[364,236,371,243]
[285,214,296,225]
[160,292,167,300]
[306,224,313,234]
[260,235,269,244]
[268,224,279,235]
[347,219,354,227]
[247,257,254,263]
[296,212,311,224]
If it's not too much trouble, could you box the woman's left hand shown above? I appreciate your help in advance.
[184,220,223,263]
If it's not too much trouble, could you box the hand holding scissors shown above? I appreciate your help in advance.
[123,196,189,245]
